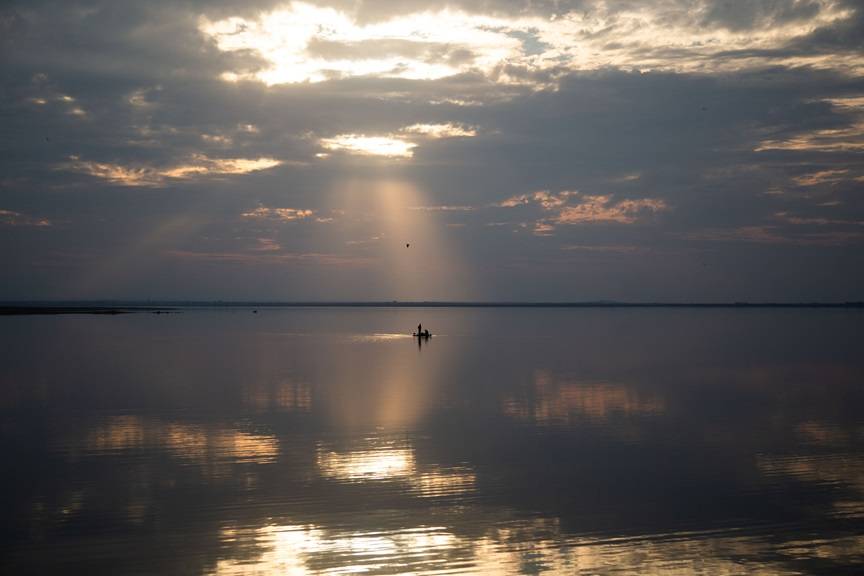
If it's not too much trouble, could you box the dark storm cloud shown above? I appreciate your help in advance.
[1,0,863,300]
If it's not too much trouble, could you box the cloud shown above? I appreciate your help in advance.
[61,155,283,186]
[687,226,864,246]
[2,0,864,300]
[756,122,864,152]
[0,209,51,227]
[399,123,477,138]
[319,134,416,158]
[792,169,853,186]
[700,0,826,31]
[562,244,647,253]
[254,237,281,251]
[201,0,859,89]
[318,123,477,158]
[498,190,669,234]
[200,4,523,84]
[498,191,573,209]
[408,205,474,211]
[241,206,315,221]
[557,197,669,224]
[167,249,372,267]
[774,211,864,226]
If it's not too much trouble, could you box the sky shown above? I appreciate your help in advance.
[1,0,863,302]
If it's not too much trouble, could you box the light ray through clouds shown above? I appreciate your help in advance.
[2,0,864,300]
[335,179,474,300]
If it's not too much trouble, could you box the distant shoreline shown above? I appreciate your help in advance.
[0,306,176,316]
[1,301,862,315]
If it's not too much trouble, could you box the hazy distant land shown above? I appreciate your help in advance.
[1,301,862,315]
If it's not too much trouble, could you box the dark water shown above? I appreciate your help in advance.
[1,308,863,575]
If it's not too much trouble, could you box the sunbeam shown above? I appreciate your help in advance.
[334,178,473,301]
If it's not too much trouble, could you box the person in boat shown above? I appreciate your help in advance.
[417,323,422,336]
[423,329,430,337]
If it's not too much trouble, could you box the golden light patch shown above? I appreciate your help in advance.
[319,134,416,158]
[556,196,668,224]
[498,190,668,232]
[62,154,282,186]
[316,445,415,481]
[318,123,477,159]
[160,155,281,178]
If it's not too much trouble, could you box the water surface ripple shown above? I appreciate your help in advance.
[1,308,862,574]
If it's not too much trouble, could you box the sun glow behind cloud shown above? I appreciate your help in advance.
[319,123,477,158]
[200,4,519,84]
[200,2,856,87]
[320,135,416,158]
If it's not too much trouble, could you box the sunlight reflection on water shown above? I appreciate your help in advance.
[348,333,414,343]
[2,308,863,574]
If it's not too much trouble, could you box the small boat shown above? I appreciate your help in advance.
[413,332,432,338]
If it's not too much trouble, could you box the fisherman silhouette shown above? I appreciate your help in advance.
[417,323,422,335]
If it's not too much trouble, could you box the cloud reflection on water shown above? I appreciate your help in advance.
[502,370,665,428]
[83,416,279,466]
[3,309,864,574]
[315,435,477,497]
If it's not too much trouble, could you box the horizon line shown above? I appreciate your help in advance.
[2,300,863,309]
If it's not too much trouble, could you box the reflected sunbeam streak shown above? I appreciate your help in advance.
[317,443,415,482]
[4,308,864,575]
[213,523,464,576]
[211,517,838,576]
[315,436,477,498]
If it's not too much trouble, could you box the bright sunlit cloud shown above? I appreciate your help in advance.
[242,206,315,221]
[400,123,477,138]
[498,190,669,234]
[200,2,856,87]
[200,4,520,85]
[319,123,477,158]
[160,156,282,178]
[556,196,669,224]
[319,134,416,158]
[62,154,283,186]
[755,123,864,152]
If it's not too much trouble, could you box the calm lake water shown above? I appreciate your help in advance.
[1,307,863,574]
